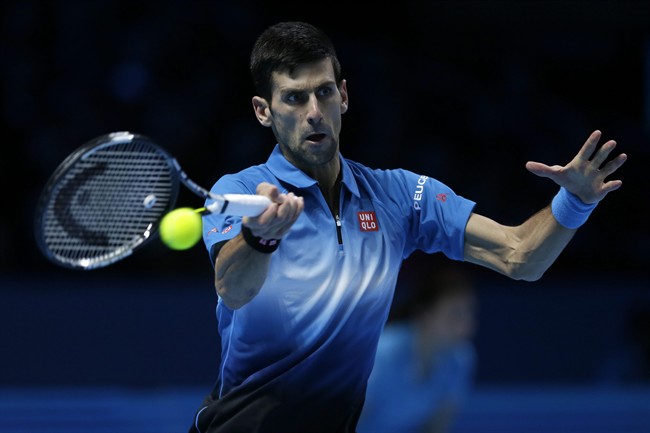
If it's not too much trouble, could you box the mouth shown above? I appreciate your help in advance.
[305,133,327,143]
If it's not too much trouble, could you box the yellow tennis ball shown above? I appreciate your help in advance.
[159,207,202,250]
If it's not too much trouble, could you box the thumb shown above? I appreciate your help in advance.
[525,161,557,178]
[256,182,280,201]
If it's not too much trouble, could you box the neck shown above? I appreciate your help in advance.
[319,167,342,216]
[307,156,340,190]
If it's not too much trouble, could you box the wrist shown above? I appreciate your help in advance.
[240,225,281,253]
[551,187,597,229]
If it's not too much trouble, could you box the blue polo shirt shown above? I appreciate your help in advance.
[200,144,475,432]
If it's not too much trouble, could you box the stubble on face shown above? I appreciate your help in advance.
[268,59,346,182]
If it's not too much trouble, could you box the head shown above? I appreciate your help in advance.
[250,21,343,102]
[249,22,348,181]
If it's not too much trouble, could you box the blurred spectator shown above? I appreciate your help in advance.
[357,260,478,433]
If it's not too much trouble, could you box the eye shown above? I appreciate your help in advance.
[317,86,334,98]
[285,92,307,104]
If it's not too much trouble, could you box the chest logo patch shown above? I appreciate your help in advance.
[357,211,379,232]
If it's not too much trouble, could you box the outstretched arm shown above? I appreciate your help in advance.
[464,130,627,281]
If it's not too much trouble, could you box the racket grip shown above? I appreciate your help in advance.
[208,194,272,217]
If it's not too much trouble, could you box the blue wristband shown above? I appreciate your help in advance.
[551,187,597,229]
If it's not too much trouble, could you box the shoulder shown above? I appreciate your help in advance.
[212,163,273,193]
[345,158,417,182]
[343,158,425,201]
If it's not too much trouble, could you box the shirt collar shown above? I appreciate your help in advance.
[266,144,360,198]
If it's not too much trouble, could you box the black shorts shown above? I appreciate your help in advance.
[188,387,363,433]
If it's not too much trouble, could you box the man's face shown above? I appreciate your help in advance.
[258,58,348,175]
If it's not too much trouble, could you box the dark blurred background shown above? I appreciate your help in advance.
[1,0,649,431]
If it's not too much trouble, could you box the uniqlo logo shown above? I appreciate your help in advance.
[357,211,379,232]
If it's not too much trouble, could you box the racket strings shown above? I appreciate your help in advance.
[42,139,176,268]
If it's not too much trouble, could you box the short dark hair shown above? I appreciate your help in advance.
[250,21,342,101]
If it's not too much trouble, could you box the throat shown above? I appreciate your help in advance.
[319,171,342,216]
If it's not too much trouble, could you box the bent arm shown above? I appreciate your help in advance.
[214,182,304,309]
[464,130,627,281]
[215,234,274,309]
[463,209,576,281]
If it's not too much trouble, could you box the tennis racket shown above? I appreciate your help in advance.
[34,131,271,270]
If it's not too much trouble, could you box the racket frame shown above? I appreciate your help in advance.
[35,132,182,270]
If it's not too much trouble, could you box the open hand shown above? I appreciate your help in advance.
[525,130,627,204]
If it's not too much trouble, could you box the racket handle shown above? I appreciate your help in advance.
[207,194,272,217]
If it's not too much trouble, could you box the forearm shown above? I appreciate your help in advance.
[508,206,577,280]
[214,234,273,309]
[464,207,576,281]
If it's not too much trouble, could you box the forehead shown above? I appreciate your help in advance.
[271,58,337,93]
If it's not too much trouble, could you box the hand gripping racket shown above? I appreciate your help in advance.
[34,131,270,270]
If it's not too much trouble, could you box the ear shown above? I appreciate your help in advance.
[339,79,349,114]
[252,96,272,127]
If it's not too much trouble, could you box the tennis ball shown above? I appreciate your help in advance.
[159,207,202,250]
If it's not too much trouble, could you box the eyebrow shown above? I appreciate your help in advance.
[276,80,337,94]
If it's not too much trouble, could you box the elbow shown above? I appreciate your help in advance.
[506,261,546,282]
[515,271,545,282]
[212,251,270,310]
[498,245,550,282]
[215,281,257,310]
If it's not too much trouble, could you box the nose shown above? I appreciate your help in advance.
[306,95,322,125]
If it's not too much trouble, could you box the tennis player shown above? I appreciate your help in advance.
[190,21,627,433]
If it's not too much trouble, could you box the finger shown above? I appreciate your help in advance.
[269,197,303,235]
[576,130,602,161]
[599,153,627,177]
[279,195,304,222]
[251,202,279,227]
[275,194,293,219]
[286,196,304,223]
[256,182,280,201]
[265,194,298,223]
[294,196,305,220]
[267,214,298,238]
[601,179,623,194]
[590,139,617,167]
